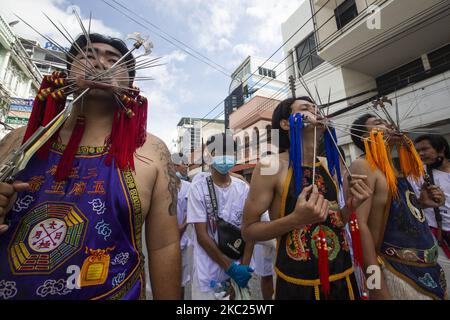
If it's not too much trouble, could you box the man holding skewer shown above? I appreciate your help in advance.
[0,33,181,300]
[348,114,447,300]
[242,97,372,300]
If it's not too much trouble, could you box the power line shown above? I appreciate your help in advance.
[198,0,334,121]
[108,0,231,75]
[298,0,450,83]
[104,0,449,133]
[101,0,231,77]
[199,0,435,123]
[206,43,450,131]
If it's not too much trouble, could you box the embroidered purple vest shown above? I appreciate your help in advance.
[0,143,145,300]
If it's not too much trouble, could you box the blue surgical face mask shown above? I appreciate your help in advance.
[176,171,188,181]
[212,155,236,175]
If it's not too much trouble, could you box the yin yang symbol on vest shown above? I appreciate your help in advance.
[28,218,68,253]
[405,190,426,223]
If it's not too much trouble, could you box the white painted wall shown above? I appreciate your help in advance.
[281,0,450,162]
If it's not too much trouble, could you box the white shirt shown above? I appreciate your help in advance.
[410,168,450,231]
[187,172,250,292]
[177,180,191,250]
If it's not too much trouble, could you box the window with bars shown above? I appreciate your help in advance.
[244,134,250,162]
[258,67,276,78]
[295,33,324,76]
[335,0,358,30]
[376,59,425,95]
[376,44,450,96]
[428,43,450,74]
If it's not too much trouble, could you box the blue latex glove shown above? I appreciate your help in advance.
[225,262,254,288]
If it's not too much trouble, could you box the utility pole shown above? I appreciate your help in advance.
[289,75,296,98]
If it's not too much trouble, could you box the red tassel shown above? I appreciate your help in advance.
[36,94,58,159]
[349,205,370,300]
[349,209,364,269]
[55,116,86,181]
[106,93,148,172]
[318,226,330,298]
[106,108,128,169]
[135,96,148,148]
[22,77,53,144]
[23,72,68,160]
[105,109,120,167]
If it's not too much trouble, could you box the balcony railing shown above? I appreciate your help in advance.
[0,15,16,47]
[312,0,388,53]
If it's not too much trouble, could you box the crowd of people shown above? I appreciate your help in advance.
[169,103,450,301]
[0,33,448,300]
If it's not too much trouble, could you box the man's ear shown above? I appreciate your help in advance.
[280,119,290,131]
[437,147,446,158]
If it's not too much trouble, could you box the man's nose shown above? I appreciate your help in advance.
[92,56,107,71]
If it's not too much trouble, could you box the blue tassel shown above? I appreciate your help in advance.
[324,128,343,188]
[289,113,304,197]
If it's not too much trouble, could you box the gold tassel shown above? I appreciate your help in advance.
[364,138,377,169]
[398,143,411,176]
[370,130,380,167]
[404,136,425,180]
[375,131,398,198]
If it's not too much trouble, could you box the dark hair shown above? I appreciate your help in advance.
[271,96,314,151]
[351,113,376,151]
[66,33,136,84]
[206,133,236,155]
[415,134,450,159]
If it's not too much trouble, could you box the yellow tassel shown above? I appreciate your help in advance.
[370,130,380,167]
[375,131,398,198]
[364,138,377,169]
[405,136,425,180]
[398,144,412,176]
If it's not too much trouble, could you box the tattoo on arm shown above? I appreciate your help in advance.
[152,140,178,216]
[166,161,178,216]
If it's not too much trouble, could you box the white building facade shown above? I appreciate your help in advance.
[282,0,450,162]
[0,15,41,139]
[176,117,225,179]
[225,56,288,129]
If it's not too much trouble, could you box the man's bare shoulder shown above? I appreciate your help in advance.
[142,133,178,216]
[350,157,387,189]
[0,126,27,163]
[138,133,172,164]
[258,152,287,173]
[251,152,288,192]
[350,157,372,173]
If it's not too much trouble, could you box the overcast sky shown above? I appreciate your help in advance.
[0,0,305,149]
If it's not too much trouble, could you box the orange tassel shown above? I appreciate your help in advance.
[369,130,380,167]
[405,137,425,180]
[364,138,377,169]
[375,131,398,198]
[398,143,412,176]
